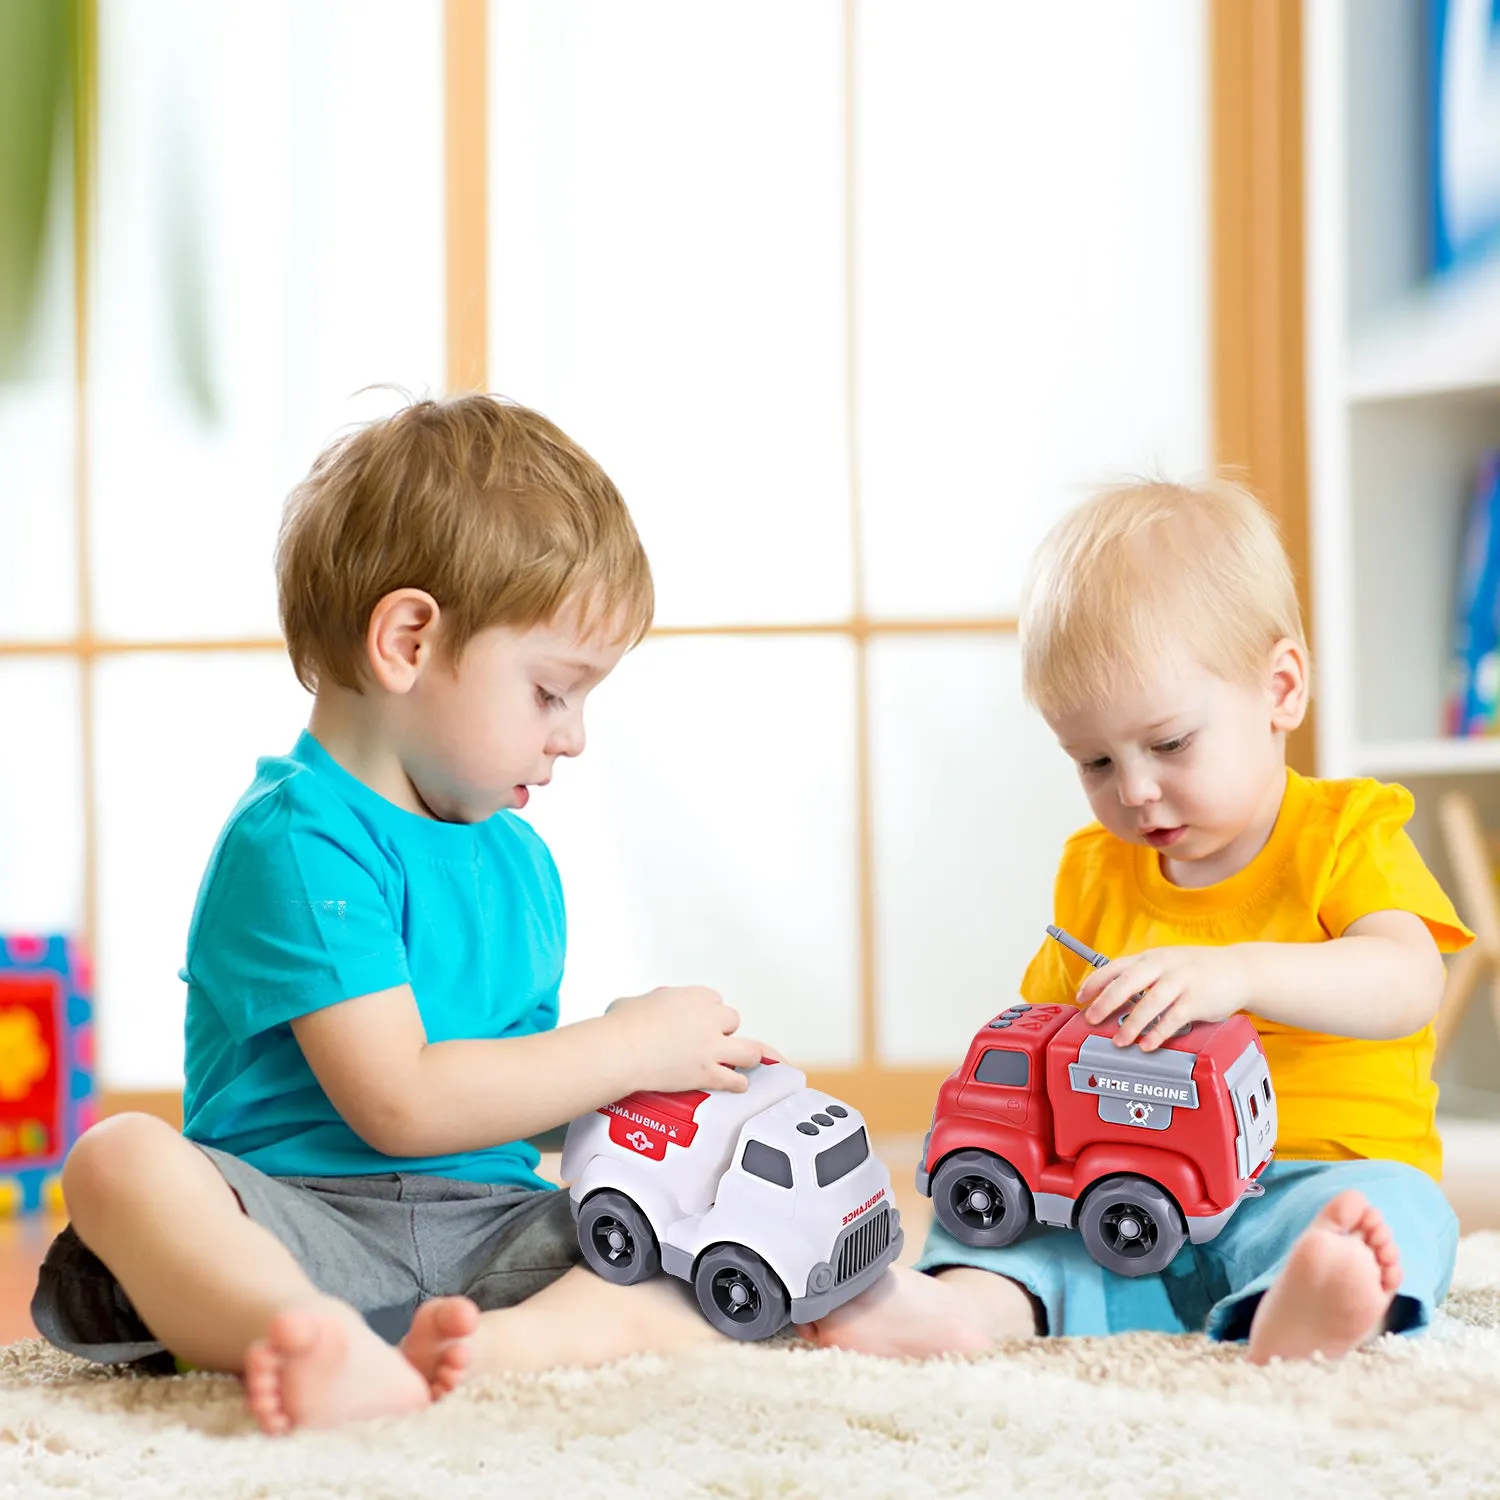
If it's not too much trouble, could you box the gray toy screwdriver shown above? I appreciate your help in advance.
[1046,924,1110,969]
[1046,924,1163,1031]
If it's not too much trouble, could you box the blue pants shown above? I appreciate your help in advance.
[914,1158,1458,1339]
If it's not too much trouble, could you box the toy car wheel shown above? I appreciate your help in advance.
[931,1149,1032,1249]
[1077,1175,1185,1277]
[577,1189,661,1286]
[693,1243,791,1341]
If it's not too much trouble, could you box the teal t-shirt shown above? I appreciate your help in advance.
[179,730,563,1186]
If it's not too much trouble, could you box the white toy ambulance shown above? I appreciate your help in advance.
[561,1061,903,1339]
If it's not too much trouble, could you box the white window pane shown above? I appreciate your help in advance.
[95,652,310,1088]
[0,383,75,640]
[91,0,444,641]
[870,636,1083,1066]
[0,661,83,933]
[488,1,852,627]
[857,1,1209,618]
[0,124,77,641]
[521,635,860,1067]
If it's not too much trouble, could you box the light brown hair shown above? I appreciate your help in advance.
[1019,476,1306,720]
[277,394,654,692]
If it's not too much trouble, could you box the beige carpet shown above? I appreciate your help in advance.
[3,1236,1500,1499]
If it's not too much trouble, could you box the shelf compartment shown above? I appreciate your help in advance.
[1354,737,1500,778]
[1347,256,1500,405]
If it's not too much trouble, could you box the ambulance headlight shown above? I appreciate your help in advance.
[809,1262,834,1294]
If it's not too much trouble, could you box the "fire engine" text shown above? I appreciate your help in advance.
[1093,1076,1191,1103]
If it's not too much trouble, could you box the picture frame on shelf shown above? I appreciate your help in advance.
[1431,0,1500,275]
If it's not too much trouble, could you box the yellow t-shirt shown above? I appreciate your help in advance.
[1021,770,1473,1181]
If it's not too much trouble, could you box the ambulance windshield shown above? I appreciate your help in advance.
[815,1127,870,1186]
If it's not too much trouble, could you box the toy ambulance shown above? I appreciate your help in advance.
[917,926,1277,1276]
[561,1060,903,1339]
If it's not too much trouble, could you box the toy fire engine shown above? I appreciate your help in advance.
[917,926,1277,1277]
[562,1060,903,1339]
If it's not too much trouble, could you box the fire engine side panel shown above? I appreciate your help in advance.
[1069,1140,1210,1218]
[1047,1012,1258,1216]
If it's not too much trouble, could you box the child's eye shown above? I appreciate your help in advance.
[536,686,567,710]
[1152,735,1191,756]
[1078,756,1111,775]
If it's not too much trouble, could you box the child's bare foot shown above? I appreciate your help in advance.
[1247,1190,1403,1365]
[243,1303,433,1435]
[398,1296,478,1398]
[795,1265,1038,1358]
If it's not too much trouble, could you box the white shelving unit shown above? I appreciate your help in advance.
[1306,0,1500,787]
[1305,0,1500,1107]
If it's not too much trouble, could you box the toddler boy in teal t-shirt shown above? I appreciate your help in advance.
[34,395,770,1432]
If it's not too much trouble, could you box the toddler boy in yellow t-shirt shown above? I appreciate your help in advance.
[799,478,1473,1363]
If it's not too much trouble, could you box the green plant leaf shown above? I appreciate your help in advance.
[0,0,75,380]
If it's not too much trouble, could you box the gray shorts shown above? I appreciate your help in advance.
[31,1142,582,1370]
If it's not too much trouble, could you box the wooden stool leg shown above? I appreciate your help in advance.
[1435,791,1500,1063]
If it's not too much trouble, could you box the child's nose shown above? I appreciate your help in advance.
[1117,768,1159,807]
[548,716,586,758]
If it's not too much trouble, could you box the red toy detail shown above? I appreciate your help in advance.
[601,1089,711,1158]
[0,974,64,1163]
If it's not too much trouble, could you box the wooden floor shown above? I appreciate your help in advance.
[5,1125,1499,1348]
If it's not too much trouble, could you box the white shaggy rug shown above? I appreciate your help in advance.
[4,1234,1500,1499]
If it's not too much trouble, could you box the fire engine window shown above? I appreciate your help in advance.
[1249,1093,1259,1120]
[975,1048,1029,1088]
[1263,1079,1272,1102]
[742,1140,793,1189]
[815,1127,870,1186]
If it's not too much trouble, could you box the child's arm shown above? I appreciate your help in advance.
[289,982,769,1158]
[1075,910,1446,1051]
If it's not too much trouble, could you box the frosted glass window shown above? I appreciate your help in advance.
[94,652,311,1088]
[0,131,77,641]
[90,0,444,642]
[869,637,1083,1066]
[0,661,84,934]
[487,1,852,628]
[856,1,1209,619]
[520,635,860,1067]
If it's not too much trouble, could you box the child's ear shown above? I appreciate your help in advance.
[366,589,441,694]
[1267,636,1310,732]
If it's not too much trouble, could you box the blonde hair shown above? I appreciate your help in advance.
[277,393,654,692]
[1019,477,1306,719]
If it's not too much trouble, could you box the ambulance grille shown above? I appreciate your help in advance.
[836,1205,892,1285]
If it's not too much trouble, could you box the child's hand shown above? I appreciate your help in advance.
[1076,946,1251,1051]
[606,985,770,1093]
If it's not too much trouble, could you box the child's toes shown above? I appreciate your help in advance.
[1316,1190,1367,1234]
[433,1345,468,1395]
[243,1343,291,1435]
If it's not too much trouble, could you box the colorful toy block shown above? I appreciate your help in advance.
[0,933,95,1215]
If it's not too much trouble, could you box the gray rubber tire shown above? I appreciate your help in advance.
[1077,1175,1186,1277]
[693,1243,791,1340]
[930,1149,1032,1249]
[577,1189,661,1286]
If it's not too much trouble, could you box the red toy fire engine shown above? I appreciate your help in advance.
[917,926,1277,1276]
